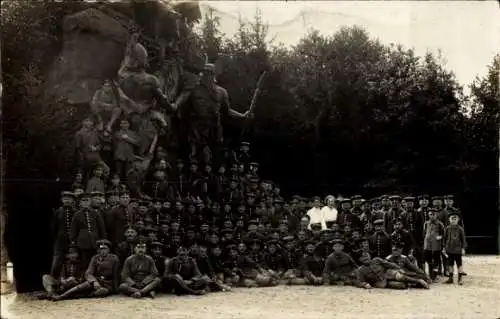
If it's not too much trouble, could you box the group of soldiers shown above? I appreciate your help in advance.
[41,32,468,301]
[42,135,468,301]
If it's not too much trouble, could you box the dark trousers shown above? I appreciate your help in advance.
[115,160,131,180]
[447,253,463,269]
[50,253,65,278]
[424,250,441,279]
[80,249,96,271]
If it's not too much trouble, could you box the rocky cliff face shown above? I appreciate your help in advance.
[42,0,202,106]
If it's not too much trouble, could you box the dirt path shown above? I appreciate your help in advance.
[2,256,500,319]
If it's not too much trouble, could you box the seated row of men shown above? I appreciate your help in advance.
[42,227,434,302]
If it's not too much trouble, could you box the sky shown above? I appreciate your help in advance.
[199,1,499,92]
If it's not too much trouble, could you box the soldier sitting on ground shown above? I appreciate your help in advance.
[41,245,85,301]
[119,237,161,298]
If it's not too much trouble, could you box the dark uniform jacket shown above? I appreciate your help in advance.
[299,253,324,277]
[355,257,400,285]
[403,209,425,244]
[70,208,107,250]
[85,253,120,291]
[386,254,421,273]
[166,256,202,280]
[391,229,415,255]
[105,205,135,247]
[443,225,467,254]
[122,254,159,283]
[369,232,392,259]
[60,260,85,281]
[263,252,288,271]
[196,256,215,277]
[323,252,358,277]
[116,240,137,266]
[52,206,76,253]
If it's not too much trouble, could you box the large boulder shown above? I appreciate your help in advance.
[43,7,130,105]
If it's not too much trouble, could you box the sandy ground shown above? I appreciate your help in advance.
[2,256,500,319]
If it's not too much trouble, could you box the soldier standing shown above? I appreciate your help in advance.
[50,191,77,278]
[70,193,107,269]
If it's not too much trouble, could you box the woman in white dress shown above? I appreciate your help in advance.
[321,195,338,229]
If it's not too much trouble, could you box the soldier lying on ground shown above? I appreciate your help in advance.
[354,252,429,290]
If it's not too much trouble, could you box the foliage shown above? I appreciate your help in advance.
[3,2,498,201]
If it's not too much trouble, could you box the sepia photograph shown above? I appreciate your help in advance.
[1,0,499,318]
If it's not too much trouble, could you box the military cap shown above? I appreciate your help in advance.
[331,238,345,245]
[274,198,284,204]
[360,199,367,204]
[373,219,384,225]
[119,190,130,196]
[189,159,198,165]
[97,239,112,249]
[389,195,401,200]
[312,196,321,201]
[226,244,237,250]
[292,195,300,200]
[418,195,430,200]
[183,198,194,205]
[392,217,404,224]
[222,228,234,234]
[431,196,443,201]
[403,196,415,201]
[249,177,260,183]
[79,193,91,199]
[135,236,148,245]
[138,199,149,206]
[150,241,164,248]
[249,162,259,167]
[106,190,119,197]
[240,141,250,146]
[444,195,454,200]
[447,210,460,218]
[91,191,104,197]
[341,198,351,203]
[352,195,362,200]
[246,192,256,198]
[392,242,405,249]
[380,195,389,200]
[282,235,295,242]
[145,225,158,233]
[61,191,75,198]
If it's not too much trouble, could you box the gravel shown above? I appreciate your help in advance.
[2,256,499,319]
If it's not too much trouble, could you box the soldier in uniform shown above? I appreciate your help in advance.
[75,117,109,176]
[70,193,107,269]
[323,238,358,286]
[298,240,324,286]
[386,243,429,284]
[114,119,141,179]
[402,196,425,269]
[368,219,391,259]
[417,194,431,221]
[82,239,120,297]
[119,238,161,298]
[164,245,209,295]
[390,218,416,256]
[423,209,445,280]
[354,252,429,290]
[50,191,77,278]
[42,245,85,301]
[105,191,135,249]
